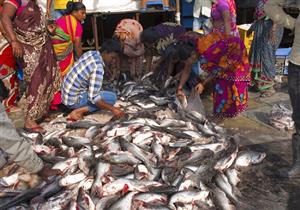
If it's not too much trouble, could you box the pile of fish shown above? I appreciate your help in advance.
[0,73,267,210]
[269,103,294,131]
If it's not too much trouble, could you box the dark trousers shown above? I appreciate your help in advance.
[288,62,300,134]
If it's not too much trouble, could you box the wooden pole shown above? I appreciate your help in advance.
[175,0,180,24]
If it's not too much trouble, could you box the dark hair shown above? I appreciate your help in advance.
[161,43,180,62]
[100,38,122,54]
[177,41,196,60]
[0,80,8,101]
[140,27,160,45]
[65,1,86,15]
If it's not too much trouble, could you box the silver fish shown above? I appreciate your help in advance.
[135,101,157,109]
[85,126,99,139]
[215,148,239,171]
[119,139,157,171]
[95,194,120,210]
[91,162,111,197]
[102,178,161,196]
[234,150,266,168]
[61,136,90,149]
[151,140,164,163]
[59,172,87,187]
[103,151,142,165]
[211,186,236,210]
[169,191,209,210]
[159,119,187,128]
[215,173,241,203]
[134,193,168,205]
[149,96,170,106]
[225,168,240,187]
[141,72,154,81]
[76,187,95,210]
[190,143,226,153]
[107,192,138,210]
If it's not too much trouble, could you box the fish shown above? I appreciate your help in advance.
[76,187,95,210]
[102,178,161,196]
[119,139,157,172]
[159,119,187,128]
[66,120,104,129]
[0,173,18,187]
[149,96,170,106]
[91,162,111,197]
[211,186,236,210]
[138,204,171,210]
[85,126,100,139]
[133,192,168,205]
[103,151,142,165]
[215,173,241,203]
[215,148,239,171]
[107,192,138,210]
[225,169,240,187]
[151,140,165,163]
[134,164,161,181]
[168,190,210,210]
[61,136,91,149]
[190,143,226,153]
[0,187,40,210]
[234,150,266,168]
[95,194,120,210]
[59,172,87,187]
[52,157,79,173]
[178,149,214,166]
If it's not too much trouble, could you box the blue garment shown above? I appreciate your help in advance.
[61,51,105,106]
[67,91,117,112]
[193,15,211,34]
[51,9,65,20]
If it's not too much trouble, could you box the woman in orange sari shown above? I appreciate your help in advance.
[177,32,251,118]
[50,1,86,77]
[49,1,86,109]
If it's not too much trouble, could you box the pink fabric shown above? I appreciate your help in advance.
[211,0,239,36]
[4,0,26,16]
[56,16,83,39]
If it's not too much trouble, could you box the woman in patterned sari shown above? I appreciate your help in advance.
[177,32,251,118]
[211,0,239,36]
[49,1,86,77]
[0,0,19,112]
[1,0,60,132]
[248,0,283,97]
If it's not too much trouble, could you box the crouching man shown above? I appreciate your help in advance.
[62,39,124,121]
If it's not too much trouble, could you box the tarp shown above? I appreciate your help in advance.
[39,0,141,13]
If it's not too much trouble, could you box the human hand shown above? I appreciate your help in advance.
[47,24,56,34]
[195,83,205,94]
[11,40,23,58]
[37,165,62,181]
[176,88,186,101]
[112,107,125,119]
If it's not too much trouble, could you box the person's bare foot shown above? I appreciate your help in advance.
[24,119,44,133]
[67,111,83,121]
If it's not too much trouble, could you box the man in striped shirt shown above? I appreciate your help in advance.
[61,39,124,121]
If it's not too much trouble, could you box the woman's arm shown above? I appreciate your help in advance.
[222,10,231,36]
[178,59,193,91]
[195,74,214,94]
[0,3,23,57]
[74,37,82,59]
[46,0,52,18]
[145,50,153,73]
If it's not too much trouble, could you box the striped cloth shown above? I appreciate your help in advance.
[61,51,105,106]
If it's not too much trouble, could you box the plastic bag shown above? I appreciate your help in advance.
[186,93,206,116]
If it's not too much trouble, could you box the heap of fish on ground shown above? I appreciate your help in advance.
[0,72,267,210]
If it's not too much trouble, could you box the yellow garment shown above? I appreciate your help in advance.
[54,0,79,10]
